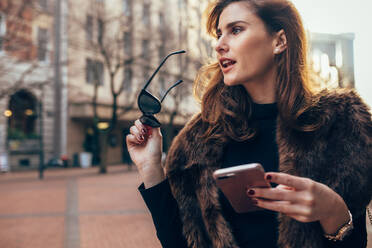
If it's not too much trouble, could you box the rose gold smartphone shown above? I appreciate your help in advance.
[213,163,271,213]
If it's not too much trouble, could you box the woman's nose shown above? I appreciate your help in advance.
[215,36,229,54]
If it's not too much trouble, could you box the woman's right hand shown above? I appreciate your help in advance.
[126,119,165,188]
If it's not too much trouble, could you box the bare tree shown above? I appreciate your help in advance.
[69,0,142,173]
[69,0,210,172]
[160,2,213,151]
[0,0,52,99]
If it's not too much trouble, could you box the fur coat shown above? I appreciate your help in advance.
[164,90,372,248]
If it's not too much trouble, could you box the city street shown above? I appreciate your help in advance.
[0,166,161,248]
[0,166,371,248]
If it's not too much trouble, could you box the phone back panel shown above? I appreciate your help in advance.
[213,163,270,213]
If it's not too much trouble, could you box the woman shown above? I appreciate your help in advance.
[126,0,372,247]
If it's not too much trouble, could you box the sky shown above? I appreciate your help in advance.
[291,0,372,107]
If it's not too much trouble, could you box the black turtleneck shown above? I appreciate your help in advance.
[221,102,279,248]
[139,103,280,248]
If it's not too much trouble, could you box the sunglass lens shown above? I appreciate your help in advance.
[140,115,161,128]
[138,91,161,114]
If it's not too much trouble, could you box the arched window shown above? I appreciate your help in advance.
[7,90,37,139]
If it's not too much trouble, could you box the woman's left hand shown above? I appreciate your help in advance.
[247,172,350,234]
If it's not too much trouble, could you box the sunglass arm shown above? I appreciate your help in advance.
[142,50,186,91]
[160,80,183,103]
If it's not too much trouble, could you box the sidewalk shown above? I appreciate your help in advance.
[1,166,371,248]
[0,165,161,248]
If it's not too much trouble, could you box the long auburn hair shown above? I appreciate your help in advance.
[194,0,322,142]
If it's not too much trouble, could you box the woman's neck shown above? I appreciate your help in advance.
[242,66,277,104]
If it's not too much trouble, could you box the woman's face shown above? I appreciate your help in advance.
[215,1,278,87]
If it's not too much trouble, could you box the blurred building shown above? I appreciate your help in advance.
[65,0,212,166]
[0,0,61,170]
[0,1,357,170]
[309,32,355,90]
[0,0,213,170]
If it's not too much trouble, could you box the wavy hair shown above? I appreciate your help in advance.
[194,0,322,142]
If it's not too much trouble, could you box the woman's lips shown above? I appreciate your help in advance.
[220,59,236,73]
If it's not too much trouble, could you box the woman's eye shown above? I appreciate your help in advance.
[232,27,242,35]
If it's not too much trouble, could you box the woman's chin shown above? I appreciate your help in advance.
[223,79,240,87]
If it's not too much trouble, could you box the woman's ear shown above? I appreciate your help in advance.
[273,29,287,54]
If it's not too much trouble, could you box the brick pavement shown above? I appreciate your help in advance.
[0,166,161,248]
[0,166,371,248]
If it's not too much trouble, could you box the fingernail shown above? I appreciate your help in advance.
[266,175,272,180]
[140,135,144,141]
[145,126,153,136]
[248,189,255,195]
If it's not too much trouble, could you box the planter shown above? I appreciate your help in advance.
[0,153,9,172]
[79,152,92,168]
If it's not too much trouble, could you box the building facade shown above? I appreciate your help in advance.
[65,0,212,165]
[0,0,62,171]
[1,0,356,170]
[0,0,213,170]
[309,32,355,90]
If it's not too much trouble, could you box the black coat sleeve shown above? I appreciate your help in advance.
[138,179,188,248]
[321,91,371,248]
[322,212,367,247]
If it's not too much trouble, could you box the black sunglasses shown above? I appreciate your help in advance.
[138,50,186,127]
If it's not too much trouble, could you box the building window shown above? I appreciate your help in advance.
[86,15,93,41]
[0,12,6,51]
[97,18,104,44]
[142,3,150,26]
[123,67,132,92]
[123,31,132,55]
[159,44,165,60]
[158,73,166,96]
[158,44,166,95]
[37,28,48,61]
[96,61,104,85]
[122,0,131,16]
[86,58,104,85]
[142,39,149,58]
[142,39,149,78]
[158,12,168,43]
[7,90,37,139]
[159,12,165,26]
[86,59,93,83]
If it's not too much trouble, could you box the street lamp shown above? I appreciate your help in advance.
[97,122,109,130]
[4,110,12,117]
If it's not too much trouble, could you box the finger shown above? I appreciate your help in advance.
[126,134,142,145]
[135,119,147,136]
[136,119,158,137]
[255,198,307,216]
[137,119,156,137]
[276,184,295,191]
[265,172,309,191]
[247,187,299,202]
[130,125,145,143]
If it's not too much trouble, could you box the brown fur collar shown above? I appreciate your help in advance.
[164,89,372,248]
